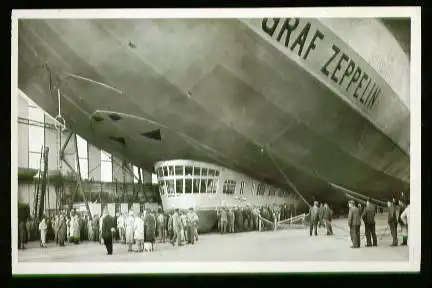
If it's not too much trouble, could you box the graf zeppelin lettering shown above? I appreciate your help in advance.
[261,18,381,110]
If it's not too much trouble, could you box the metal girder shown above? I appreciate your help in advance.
[59,131,73,161]
[59,131,93,220]
[73,133,93,220]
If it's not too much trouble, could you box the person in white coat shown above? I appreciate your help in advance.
[400,203,410,246]
[117,213,125,243]
[133,213,145,252]
[99,212,106,244]
[69,211,81,244]
[125,210,135,252]
[39,217,48,248]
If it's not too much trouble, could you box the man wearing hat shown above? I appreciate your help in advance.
[101,208,116,255]
[387,200,399,246]
[309,201,320,236]
[322,203,334,236]
[348,200,361,248]
[361,199,378,247]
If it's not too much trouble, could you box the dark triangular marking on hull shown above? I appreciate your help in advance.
[140,129,162,141]
[109,136,126,146]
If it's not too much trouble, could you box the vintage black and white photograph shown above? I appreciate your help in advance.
[11,8,421,274]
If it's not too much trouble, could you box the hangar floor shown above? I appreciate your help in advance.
[17,214,408,262]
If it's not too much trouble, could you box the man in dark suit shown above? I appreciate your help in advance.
[318,203,325,228]
[101,209,115,255]
[387,200,399,246]
[309,201,319,236]
[361,200,378,247]
[322,203,333,235]
[348,200,361,248]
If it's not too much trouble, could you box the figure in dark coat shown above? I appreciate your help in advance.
[144,211,157,244]
[243,207,250,231]
[19,221,26,249]
[101,209,115,255]
[348,200,361,248]
[309,202,320,236]
[57,215,67,247]
[387,200,399,246]
[25,218,32,243]
[361,200,378,247]
[235,208,243,232]
[322,203,333,235]
[318,204,325,228]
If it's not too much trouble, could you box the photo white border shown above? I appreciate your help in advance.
[11,7,421,274]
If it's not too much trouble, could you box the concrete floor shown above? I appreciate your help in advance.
[17,215,408,262]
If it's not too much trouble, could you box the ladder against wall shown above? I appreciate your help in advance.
[33,146,49,223]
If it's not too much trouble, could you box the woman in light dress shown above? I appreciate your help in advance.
[69,213,81,244]
[133,213,145,252]
[66,216,71,242]
[38,217,48,248]
[125,210,135,252]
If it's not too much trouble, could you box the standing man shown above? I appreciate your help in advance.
[361,200,378,247]
[92,214,100,243]
[252,206,259,231]
[57,214,67,247]
[220,207,228,234]
[171,209,182,246]
[144,210,157,249]
[101,208,115,255]
[400,202,409,246]
[387,200,399,246]
[191,208,199,242]
[227,208,235,233]
[398,200,407,235]
[157,209,166,243]
[318,203,325,228]
[309,201,319,236]
[235,207,243,233]
[348,200,361,248]
[186,208,196,244]
[216,207,221,232]
[322,203,334,236]
[167,211,174,242]
[25,217,33,243]
[19,220,26,249]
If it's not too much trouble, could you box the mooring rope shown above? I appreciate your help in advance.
[266,150,312,209]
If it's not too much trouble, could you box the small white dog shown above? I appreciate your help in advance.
[144,242,154,252]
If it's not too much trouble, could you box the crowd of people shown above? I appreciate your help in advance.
[215,203,297,234]
[18,198,410,255]
[18,206,201,255]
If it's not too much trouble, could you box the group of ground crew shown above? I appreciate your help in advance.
[215,203,297,233]
[307,198,410,249]
[308,202,334,236]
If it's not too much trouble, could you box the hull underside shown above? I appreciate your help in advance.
[17,19,410,204]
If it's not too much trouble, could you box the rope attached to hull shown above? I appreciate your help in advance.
[266,150,312,209]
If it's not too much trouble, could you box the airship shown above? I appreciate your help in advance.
[16,17,410,231]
